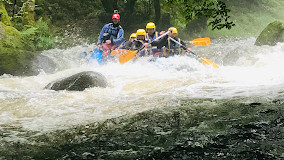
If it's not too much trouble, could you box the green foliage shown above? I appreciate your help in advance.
[166,0,235,30]
[203,0,284,38]
[0,0,13,5]
[22,0,36,26]
[0,22,23,51]
[34,18,55,50]
[21,26,36,51]
[20,18,55,51]
[36,35,55,50]
[162,0,187,29]
[0,1,12,26]
[255,20,284,46]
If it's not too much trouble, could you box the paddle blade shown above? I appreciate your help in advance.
[190,37,210,46]
[200,57,219,68]
[111,49,128,56]
[119,50,138,64]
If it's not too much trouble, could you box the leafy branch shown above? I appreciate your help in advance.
[166,0,235,30]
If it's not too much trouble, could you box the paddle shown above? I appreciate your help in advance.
[116,37,211,64]
[189,37,210,46]
[117,31,172,64]
[168,37,219,69]
[110,49,129,56]
[113,37,211,57]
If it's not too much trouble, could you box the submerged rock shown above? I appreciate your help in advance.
[255,20,284,46]
[45,71,108,91]
[0,97,283,159]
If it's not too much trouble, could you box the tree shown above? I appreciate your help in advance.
[166,0,235,30]
[22,0,35,26]
[153,0,160,23]
[0,0,12,25]
[100,0,118,13]
[124,0,136,17]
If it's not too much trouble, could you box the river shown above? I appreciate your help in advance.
[0,38,283,159]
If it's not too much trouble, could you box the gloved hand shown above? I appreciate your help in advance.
[160,31,166,35]
[105,40,112,44]
[187,47,192,52]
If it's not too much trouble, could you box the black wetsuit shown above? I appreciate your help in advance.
[151,35,187,56]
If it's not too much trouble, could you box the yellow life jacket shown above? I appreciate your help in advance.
[137,39,151,57]
[163,38,184,57]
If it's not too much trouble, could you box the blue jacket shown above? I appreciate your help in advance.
[98,23,124,45]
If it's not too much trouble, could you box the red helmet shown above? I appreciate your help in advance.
[112,13,120,19]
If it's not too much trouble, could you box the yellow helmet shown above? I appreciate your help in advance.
[129,33,136,40]
[168,27,178,34]
[136,29,146,36]
[146,22,156,29]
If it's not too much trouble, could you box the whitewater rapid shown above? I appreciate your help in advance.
[0,38,283,136]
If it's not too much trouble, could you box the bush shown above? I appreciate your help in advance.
[21,18,55,51]
[34,18,55,50]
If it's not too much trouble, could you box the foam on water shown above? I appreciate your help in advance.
[0,38,283,135]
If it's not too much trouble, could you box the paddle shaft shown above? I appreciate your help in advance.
[168,37,219,68]
[155,30,171,41]
[167,36,198,56]
[168,36,184,46]
[134,30,171,53]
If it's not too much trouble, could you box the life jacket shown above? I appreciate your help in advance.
[146,32,159,42]
[146,32,160,55]
[102,23,122,42]
[163,37,184,57]
[133,39,151,57]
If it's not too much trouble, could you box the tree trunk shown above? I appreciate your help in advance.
[153,0,160,23]
[22,0,35,26]
[12,0,17,17]
[125,0,136,16]
[101,0,120,13]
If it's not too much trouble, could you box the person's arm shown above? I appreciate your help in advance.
[159,31,166,35]
[131,41,144,50]
[98,24,108,44]
[151,34,168,49]
[112,28,124,45]
[122,41,133,50]
[118,41,125,49]
[180,39,187,50]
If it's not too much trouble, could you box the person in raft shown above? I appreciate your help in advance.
[121,29,151,57]
[118,33,137,50]
[145,22,163,56]
[147,27,192,57]
[97,11,124,58]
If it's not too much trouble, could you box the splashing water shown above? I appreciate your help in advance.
[0,38,283,139]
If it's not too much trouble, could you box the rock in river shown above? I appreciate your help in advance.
[255,20,284,46]
[45,71,108,91]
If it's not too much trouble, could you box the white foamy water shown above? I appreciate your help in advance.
[0,38,283,137]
